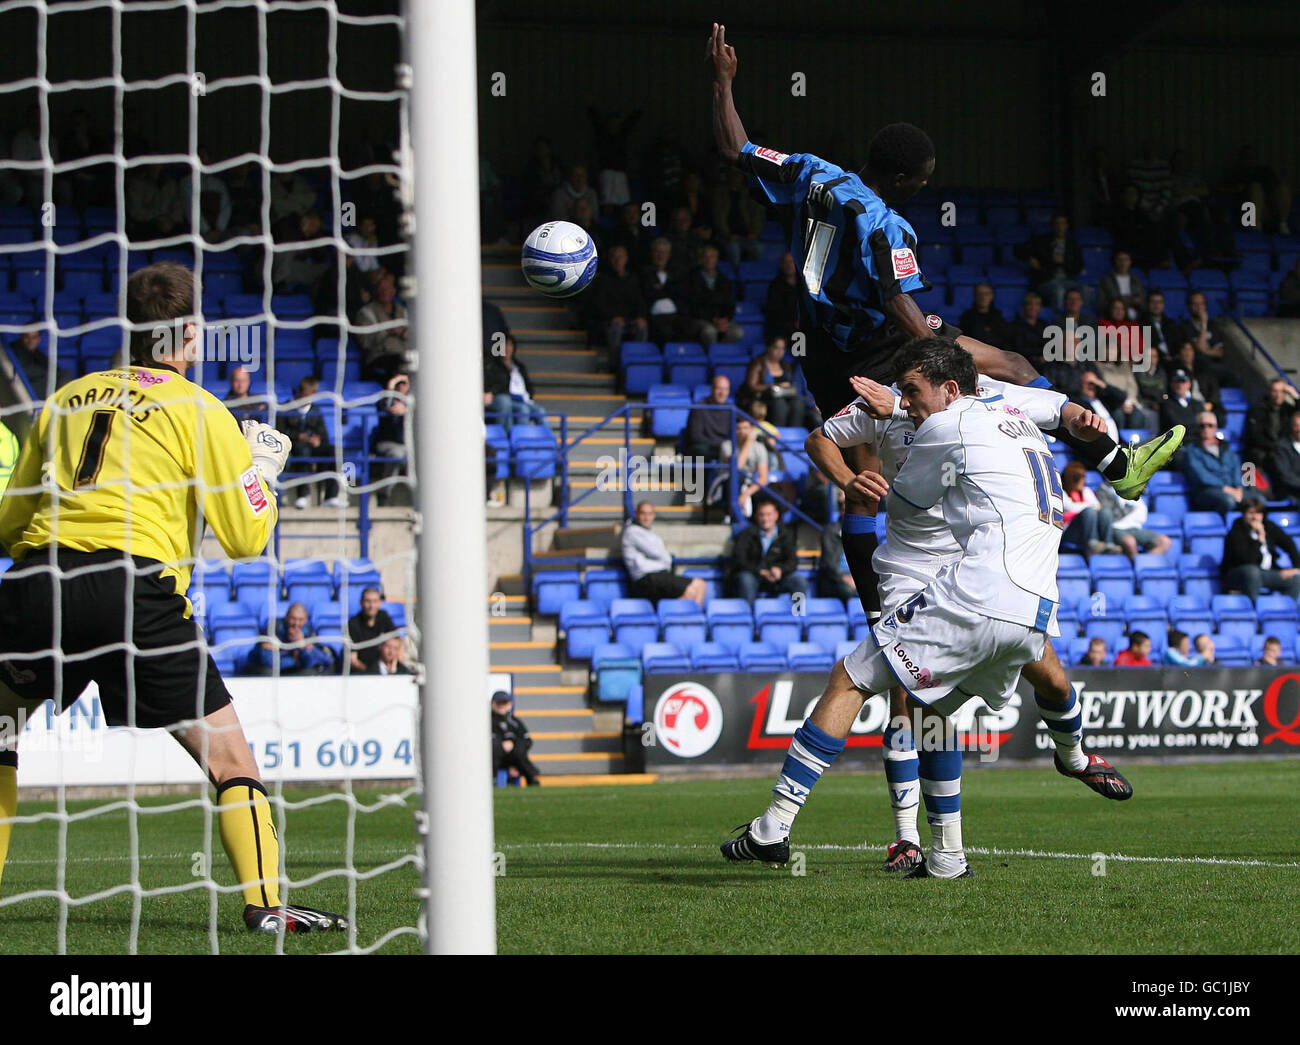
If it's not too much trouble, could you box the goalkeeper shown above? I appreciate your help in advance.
[0,262,345,934]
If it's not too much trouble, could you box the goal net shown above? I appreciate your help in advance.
[0,0,430,954]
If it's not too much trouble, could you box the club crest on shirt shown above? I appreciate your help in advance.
[891,247,918,279]
[926,313,943,330]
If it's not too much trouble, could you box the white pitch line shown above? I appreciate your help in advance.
[493,840,1300,870]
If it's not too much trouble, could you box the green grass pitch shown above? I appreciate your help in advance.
[2,761,1297,953]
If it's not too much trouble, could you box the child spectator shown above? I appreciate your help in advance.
[1114,631,1153,667]
[1163,630,1204,667]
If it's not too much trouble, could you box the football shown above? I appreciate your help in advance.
[520,220,598,297]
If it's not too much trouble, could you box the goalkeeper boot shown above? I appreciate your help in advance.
[881,839,924,874]
[244,903,348,934]
[1109,426,1185,500]
[720,820,789,867]
[1054,751,1133,800]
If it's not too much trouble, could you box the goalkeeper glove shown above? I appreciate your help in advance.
[242,420,291,484]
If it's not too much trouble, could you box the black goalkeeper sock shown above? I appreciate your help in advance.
[1052,425,1126,482]
[840,515,881,621]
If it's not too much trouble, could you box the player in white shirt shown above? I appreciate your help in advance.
[808,369,1132,871]
[722,339,1131,878]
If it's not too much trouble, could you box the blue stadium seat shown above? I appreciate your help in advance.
[231,561,278,606]
[1068,637,1097,666]
[666,359,709,388]
[658,600,707,648]
[1169,594,1214,637]
[1089,554,1135,605]
[1056,597,1079,638]
[1077,596,1125,648]
[1178,553,1221,601]
[534,570,581,616]
[1143,512,1183,557]
[382,602,407,631]
[561,602,611,660]
[510,425,557,480]
[620,341,663,394]
[610,598,659,651]
[1214,634,1252,667]
[1153,492,1189,520]
[1211,594,1258,642]
[1183,512,1226,559]
[738,641,787,671]
[1057,553,1091,607]
[643,642,690,673]
[282,559,333,603]
[647,384,692,438]
[755,596,802,648]
[485,423,510,480]
[311,602,343,639]
[1256,593,1299,629]
[802,597,848,653]
[332,560,383,613]
[1134,553,1179,604]
[592,643,642,703]
[1123,594,1168,640]
[690,642,740,671]
[707,598,754,652]
[584,567,629,611]
[786,642,833,672]
[681,565,723,602]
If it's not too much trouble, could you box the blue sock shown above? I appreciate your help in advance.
[883,723,920,845]
[918,731,964,872]
[1035,686,1087,770]
[757,719,845,840]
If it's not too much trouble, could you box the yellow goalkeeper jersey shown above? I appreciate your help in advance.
[0,363,277,605]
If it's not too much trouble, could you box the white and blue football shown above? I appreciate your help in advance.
[520,220,598,298]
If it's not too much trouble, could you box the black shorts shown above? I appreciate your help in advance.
[630,571,691,603]
[799,317,964,416]
[0,549,232,728]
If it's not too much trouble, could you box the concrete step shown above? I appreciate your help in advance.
[532,752,626,774]
[508,684,590,709]
[482,262,528,288]
[488,615,533,641]
[514,707,595,724]
[530,730,623,755]
[534,392,628,417]
[488,640,557,666]
[532,371,617,392]
[509,328,587,345]
[552,524,621,552]
[491,664,567,687]
[566,480,685,508]
[564,436,656,465]
[524,348,602,375]
[502,304,579,332]
[564,503,706,523]
[492,574,527,597]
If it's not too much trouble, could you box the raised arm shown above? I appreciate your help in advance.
[708,23,748,163]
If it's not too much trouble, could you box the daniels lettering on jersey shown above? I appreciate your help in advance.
[754,146,790,165]
[926,313,943,330]
[241,467,269,515]
[891,248,918,279]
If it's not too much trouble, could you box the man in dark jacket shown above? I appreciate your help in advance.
[1222,498,1300,601]
[958,282,1007,348]
[1159,370,1206,444]
[684,243,743,344]
[1002,291,1050,364]
[1016,213,1084,309]
[684,374,733,460]
[1269,412,1300,502]
[348,587,396,672]
[763,251,801,341]
[584,243,647,358]
[1140,290,1187,362]
[491,691,540,786]
[483,336,544,430]
[1246,378,1297,468]
[727,498,807,604]
[281,375,341,508]
[640,237,690,343]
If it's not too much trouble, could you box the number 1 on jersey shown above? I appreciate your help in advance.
[1023,448,1064,529]
[802,218,835,295]
[74,409,116,488]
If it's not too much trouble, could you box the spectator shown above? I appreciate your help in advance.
[346,215,382,275]
[1141,289,1187,362]
[1097,483,1172,559]
[282,376,343,509]
[269,170,317,232]
[221,161,265,241]
[620,501,706,605]
[1097,250,1146,322]
[523,136,565,229]
[125,163,182,239]
[1003,291,1049,365]
[712,165,765,264]
[1182,290,1226,374]
[1017,213,1084,309]
[585,244,648,361]
[646,123,690,210]
[372,373,409,507]
[587,107,641,212]
[1079,637,1109,667]
[1269,412,1300,503]
[818,518,856,602]
[176,144,232,240]
[742,334,808,428]
[1086,146,1116,226]
[1077,370,1122,442]
[1194,634,1216,664]
[1038,325,1084,397]
[223,365,266,426]
[483,298,511,358]
[246,603,335,676]
[569,195,603,257]
[1061,460,1121,555]
[640,237,690,343]
[1256,636,1285,668]
[684,375,733,460]
[370,636,413,676]
[606,201,653,269]
[764,252,802,342]
[351,168,403,255]
[1114,631,1153,667]
[491,692,540,787]
[727,498,807,604]
[1221,498,1300,601]
[958,283,1007,347]
[8,329,72,393]
[1247,378,1297,469]
[1277,256,1300,319]
[348,587,395,673]
[1169,341,1221,419]
[1059,287,1097,336]
[356,270,408,382]
[1158,370,1205,446]
[1092,329,1155,430]
[1126,144,1174,225]
[1110,182,1189,272]
[483,335,545,431]
[1218,145,1293,236]
[271,210,334,305]
[1164,630,1204,667]
[549,163,599,224]
[1183,411,1243,513]
[1169,149,1233,259]
[57,108,111,209]
[715,416,770,519]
